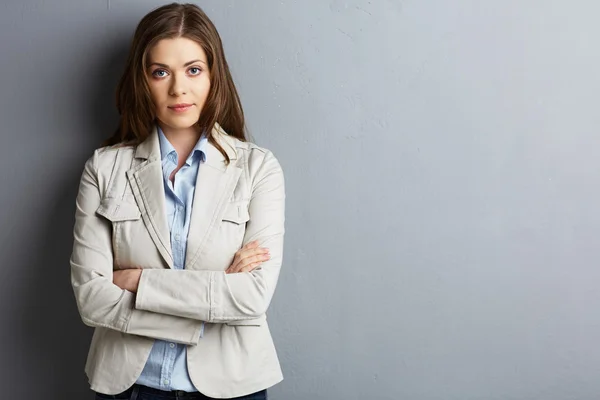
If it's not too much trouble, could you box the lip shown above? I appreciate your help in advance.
[168,103,194,112]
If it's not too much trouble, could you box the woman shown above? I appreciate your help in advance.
[70,3,285,399]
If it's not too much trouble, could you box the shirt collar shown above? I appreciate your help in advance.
[157,124,207,164]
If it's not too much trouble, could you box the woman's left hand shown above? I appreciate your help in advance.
[113,268,142,293]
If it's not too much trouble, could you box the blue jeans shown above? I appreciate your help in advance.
[95,384,267,400]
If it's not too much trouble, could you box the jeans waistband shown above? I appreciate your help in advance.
[133,383,198,397]
[101,384,267,399]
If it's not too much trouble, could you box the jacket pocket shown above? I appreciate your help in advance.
[225,314,266,326]
[222,202,250,224]
[95,198,142,269]
[96,198,141,222]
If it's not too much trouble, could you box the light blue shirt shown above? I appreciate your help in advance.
[135,125,207,392]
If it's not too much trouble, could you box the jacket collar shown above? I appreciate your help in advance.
[134,122,238,171]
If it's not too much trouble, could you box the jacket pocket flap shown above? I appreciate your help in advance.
[222,203,250,224]
[225,314,266,326]
[96,199,141,222]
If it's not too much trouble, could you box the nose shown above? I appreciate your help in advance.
[169,72,187,96]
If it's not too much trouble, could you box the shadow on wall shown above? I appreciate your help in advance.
[13,39,129,399]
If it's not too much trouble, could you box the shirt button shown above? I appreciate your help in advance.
[170,343,175,348]
[163,379,169,385]
[174,234,180,241]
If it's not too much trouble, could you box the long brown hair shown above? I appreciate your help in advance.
[103,2,246,164]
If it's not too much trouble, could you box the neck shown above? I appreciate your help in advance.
[159,123,201,145]
[158,123,202,166]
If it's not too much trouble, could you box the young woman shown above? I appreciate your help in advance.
[70,3,285,399]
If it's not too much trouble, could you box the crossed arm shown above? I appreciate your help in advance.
[113,240,271,293]
[70,149,285,345]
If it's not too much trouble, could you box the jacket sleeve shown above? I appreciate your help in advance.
[70,151,203,345]
[134,150,285,323]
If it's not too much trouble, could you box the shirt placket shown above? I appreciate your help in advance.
[161,158,184,390]
[172,165,187,270]
[160,340,178,389]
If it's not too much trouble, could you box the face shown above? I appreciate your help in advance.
[145,37,211,136]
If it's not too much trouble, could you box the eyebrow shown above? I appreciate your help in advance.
[148,59,207,68]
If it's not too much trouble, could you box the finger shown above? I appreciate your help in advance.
[231,255,270,273]
[231,253,270,274]
[239,262,262,273]
[230,247,269,272]
[229,243,259,271]
[237,246,270,263]
[237,245,266,259]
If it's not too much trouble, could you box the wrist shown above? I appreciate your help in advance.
[129,269,142,293]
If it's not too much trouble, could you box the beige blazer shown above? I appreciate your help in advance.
[70,124,285,398]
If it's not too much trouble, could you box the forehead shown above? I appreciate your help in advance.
[147,37,207,63]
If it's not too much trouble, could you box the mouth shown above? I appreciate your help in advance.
[168,104,194,113]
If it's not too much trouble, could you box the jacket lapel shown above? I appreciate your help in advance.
[126,126,174,269]
[124,123,241,271]
[185,125,242,270]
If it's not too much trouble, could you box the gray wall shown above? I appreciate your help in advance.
[1,0,599,399]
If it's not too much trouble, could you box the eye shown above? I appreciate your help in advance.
[188,67,202,75]
[152,69,168,78]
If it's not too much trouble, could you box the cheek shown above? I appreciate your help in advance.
[147,85,164,108]
[194,78,211,103]
[149,85,163,115]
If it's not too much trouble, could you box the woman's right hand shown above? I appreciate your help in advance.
[226,240,270,274]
